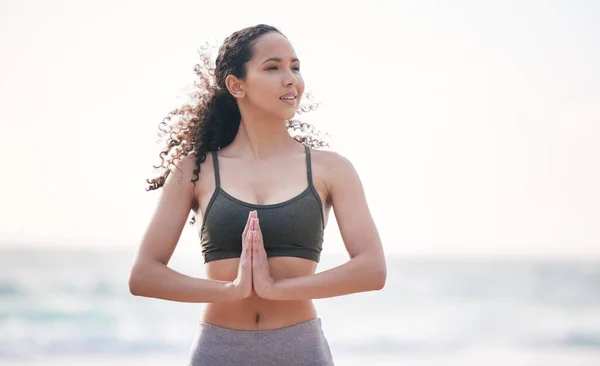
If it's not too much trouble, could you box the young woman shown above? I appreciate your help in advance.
[128,24,386,365]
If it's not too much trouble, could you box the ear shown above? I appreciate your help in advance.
[225,75,246,99]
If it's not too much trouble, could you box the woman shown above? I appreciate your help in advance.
[129,24,387,365]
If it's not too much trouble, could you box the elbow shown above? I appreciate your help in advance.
[128,269,141,296]
[369,256,387,291]
[372,269,386,290]
[128,262,149,296]
[358,253,387,291]
[370,256,387,290]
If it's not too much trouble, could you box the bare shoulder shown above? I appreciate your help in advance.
[167,153,199,182]
[164,152,215,208]
[310,147,350,164]
[309,148,358,196]
[311,148,355,170]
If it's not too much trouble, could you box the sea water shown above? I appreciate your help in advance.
[1,247,599,365]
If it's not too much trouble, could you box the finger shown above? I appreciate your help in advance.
[246,220,253,240]
[250,231,255,261]
[245,233,253,262]
[245,211,257,238]
[253,231,260,256]
[251,231,256,266]
[258,233,266,256]
[243,211,253,237]
[244,221,254,250]
[241,230,246,251]
[252,218,262,245]
[256,218,263,240]
[241,230,250,259]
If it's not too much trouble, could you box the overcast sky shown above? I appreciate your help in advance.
[1,0,598,258]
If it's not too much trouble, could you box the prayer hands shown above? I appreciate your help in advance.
[249,210,276,299]
[231,210,255,299]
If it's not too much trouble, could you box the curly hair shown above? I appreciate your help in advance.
[146,24,329,202]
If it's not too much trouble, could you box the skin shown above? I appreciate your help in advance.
[129,32,387,330]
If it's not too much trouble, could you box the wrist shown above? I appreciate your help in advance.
[266,279,283,300]
[222,281,243,301]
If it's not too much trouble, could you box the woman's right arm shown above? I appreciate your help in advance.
[128,154,237,303]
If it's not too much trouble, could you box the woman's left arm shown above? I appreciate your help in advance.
[266,152,387,300]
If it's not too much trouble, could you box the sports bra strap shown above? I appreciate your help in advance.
[211,150,220,188]
[304,144,314,186]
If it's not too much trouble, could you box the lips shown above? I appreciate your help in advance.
[280,97,296,105]
[280,91,297,99]
[279,91,297,105]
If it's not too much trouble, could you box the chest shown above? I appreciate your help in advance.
[201,189,324,248]
[220,157,310,206]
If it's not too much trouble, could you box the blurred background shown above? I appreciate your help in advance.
[1,0,599,365]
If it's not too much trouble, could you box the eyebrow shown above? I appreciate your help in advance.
[261,57,300,64]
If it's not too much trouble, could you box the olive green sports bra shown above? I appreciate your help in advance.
[200,144,325,263]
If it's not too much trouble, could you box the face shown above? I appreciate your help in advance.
[234,32,304,120]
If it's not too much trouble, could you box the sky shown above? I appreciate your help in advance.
[0,0,599,258]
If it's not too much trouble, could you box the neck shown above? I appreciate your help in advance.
[226,112,297,160]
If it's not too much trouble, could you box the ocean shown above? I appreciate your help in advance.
[1,247,600,365]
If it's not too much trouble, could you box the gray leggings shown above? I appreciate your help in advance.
[188,317,335,365]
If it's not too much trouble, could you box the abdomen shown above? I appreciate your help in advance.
[201,257,318,330]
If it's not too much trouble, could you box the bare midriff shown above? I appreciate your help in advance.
[201,256,318,330]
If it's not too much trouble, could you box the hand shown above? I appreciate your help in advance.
[251,213,276,299]
[229,210,255,300]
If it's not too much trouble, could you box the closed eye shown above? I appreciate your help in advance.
[267,66,301,71]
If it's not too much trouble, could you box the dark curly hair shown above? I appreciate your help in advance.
[146,24,329,202]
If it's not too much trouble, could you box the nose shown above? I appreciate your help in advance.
[283,69,297,87]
